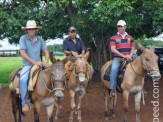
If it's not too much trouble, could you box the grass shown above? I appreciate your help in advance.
[0,56,65,87]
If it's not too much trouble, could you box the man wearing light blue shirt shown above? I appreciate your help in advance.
[19,20,49,112]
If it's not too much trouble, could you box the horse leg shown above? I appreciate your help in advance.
[34,102,41,122]
[46,103,55,122]
[134,91,141,122]
[10,91,18,122]
[77,90,86,122]
[69,90,76,122]
[54,103,60,120]
[123,90,129,122]
[110,95,116,118]
[103,88,109,120]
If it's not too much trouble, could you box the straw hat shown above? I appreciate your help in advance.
[21,20,42,31]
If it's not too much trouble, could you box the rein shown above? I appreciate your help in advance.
[130,54,149,77]
[40,65,65,93]
[41,68,55,93]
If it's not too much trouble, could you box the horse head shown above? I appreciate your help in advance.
[138,44,161,81]
[49,52,66,102]
[72,51,90,84]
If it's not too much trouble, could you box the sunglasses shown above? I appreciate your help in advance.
[70,30,76,33]
[117,25,123,28]
[27,28,36,30]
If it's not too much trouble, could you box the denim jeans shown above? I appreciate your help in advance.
[110,57,122,89]
[19,65,32,106]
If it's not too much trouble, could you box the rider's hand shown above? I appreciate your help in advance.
[34,61,44,67]
[43,62,48,67]
[123,55,132,60]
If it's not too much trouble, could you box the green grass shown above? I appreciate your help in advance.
[0,56,65,87]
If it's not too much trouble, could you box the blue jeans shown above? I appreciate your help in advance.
[110,57,122,89]
[19,66,32,106]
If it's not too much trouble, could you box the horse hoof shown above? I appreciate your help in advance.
[105,117,109,120]
[55,116,58,120]
[112,113,115,118]
[123,120,127,122]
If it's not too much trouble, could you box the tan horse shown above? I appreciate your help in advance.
[67,52,91,122]
[101,60,116,120]
[122,44,161,122]
[9,54,66,122]
[101,44,161,121]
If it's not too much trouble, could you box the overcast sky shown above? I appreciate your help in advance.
[0,38,64,50]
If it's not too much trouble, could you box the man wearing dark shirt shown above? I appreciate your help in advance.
[63,26,86,56]
[63,26,94,75]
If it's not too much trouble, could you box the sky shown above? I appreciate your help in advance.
[0,38,64,50]
[0,34,162,50]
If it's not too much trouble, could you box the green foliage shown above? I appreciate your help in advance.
[0,44,2,48]
[135,39,163,48]
[47,44,63,52]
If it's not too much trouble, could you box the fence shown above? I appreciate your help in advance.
[0,50,20,57]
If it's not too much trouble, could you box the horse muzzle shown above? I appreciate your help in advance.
[150,70,161,81]
[54,90,64,102]
[78,73,87,84]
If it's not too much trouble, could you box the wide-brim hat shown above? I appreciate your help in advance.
[21,20,42,31]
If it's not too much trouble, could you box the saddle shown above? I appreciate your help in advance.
[104,59,131,92]
[9,65,41,93]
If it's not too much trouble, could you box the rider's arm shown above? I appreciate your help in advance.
[43,49,49,62]
[64,50,72,56]
[20,50,37,64]
[129,46,135,57]
[20,50,43,67]
[111,46,125,58]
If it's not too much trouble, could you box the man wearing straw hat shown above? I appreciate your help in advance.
[19,20,49,112]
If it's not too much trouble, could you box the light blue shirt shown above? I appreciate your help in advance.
[19,34,47,66]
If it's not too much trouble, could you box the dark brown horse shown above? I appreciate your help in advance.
[9,54,66,122]
[67,52,91,122]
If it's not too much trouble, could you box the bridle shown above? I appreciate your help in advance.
[74,59,88,85]
[41,64,66,93]
[130,53,159,77]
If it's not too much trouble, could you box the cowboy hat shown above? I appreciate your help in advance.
[21,20,42,31]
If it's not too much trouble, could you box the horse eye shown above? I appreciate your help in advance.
[146,58,150,61]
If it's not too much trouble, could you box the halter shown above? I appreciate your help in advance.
[130,53,159,77]
[40,64,66,93]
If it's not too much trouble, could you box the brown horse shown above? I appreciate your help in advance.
[122,44,161,122]
[67,52,91,122]
[9,54,66,122]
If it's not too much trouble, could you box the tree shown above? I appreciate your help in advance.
[0,0,163,74]
[0,44,2,48]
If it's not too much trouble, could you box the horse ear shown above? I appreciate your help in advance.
[150,45,155,52]
[84,51,89,59]
[72,51,79,58]
[138,43,145,52]
[49,52,56,64]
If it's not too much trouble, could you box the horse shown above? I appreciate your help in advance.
[9,53,66,122]
[122,44,161,122]
[101,60,116,120]
[67,52,91,122]
[101,44,161,122]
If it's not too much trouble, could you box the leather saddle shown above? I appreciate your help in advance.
[104,59,131,93]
